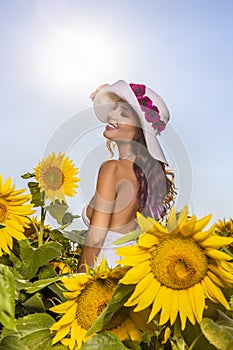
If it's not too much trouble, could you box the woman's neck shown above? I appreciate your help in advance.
[116,142,135,160]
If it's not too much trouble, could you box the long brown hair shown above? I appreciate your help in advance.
[106,94,176,219]
[131,126,176,219]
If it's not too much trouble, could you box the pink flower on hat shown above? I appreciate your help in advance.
[155,120,166,133]
[129,83,146,96]
[129,82,166,134]
[145,105,160,123]
[137,96,153,110]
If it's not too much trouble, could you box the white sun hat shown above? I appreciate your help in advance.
[92,79,170,164]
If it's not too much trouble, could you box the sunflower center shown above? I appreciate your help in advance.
[43,167,63,190]
[0,200,8,223]
[150,237,208,289]
[76,278,119,330]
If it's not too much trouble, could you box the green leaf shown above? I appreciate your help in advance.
[81,332,128,349]
[0,336,28,350]
[62,229,87,244]
[0,264,16,329]
[0,253,11,265]
[28,181,43,206]
[113,229,143,245]
[25,276,61,294]
[48,283,67,302]
[49,229,70,245]
[86,283,135,336]
[200,318,233,350]
[181,321,216,350]
[0,313,68,350]
[34,241,62,275]
[22,293,45,313]
[38,264,57,279]
[45,202,69,225]
[21,172,36,179]
[33,241,63,266]
[10,240,63,280]
[11,267,32,291]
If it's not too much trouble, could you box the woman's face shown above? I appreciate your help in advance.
[103,101,139,141]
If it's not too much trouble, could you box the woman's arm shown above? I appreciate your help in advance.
[77,160,118,272]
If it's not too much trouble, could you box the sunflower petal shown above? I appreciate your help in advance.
[167,208,178,233]
[50,299,76,314]
[119,261,151,284]
[206,249,232,261]
[200,236,233,249]
[203,275,230,309]
[138,233,160,247]
[124,273,154,307]
[133,278,161,311]
[169,289,179,325]
[180,216,196,237]
[136,212,154,231]
[159,287,173,325]
[148,285,165,323]
[51,323,70,344]
[193,214,212,234]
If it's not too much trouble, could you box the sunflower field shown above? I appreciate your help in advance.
[0,152,233,350]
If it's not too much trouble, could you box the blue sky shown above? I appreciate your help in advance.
[0,0,233,226]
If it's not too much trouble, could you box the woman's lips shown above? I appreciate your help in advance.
[105,122,118,131]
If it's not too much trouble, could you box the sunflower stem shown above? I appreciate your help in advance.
[38,207,46,247]
[29,216,40,236]
[188,333,202,350]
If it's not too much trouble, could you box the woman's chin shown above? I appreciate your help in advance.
[103,130,116,139]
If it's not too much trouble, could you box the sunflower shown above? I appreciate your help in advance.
[116,206,233,330]
[0,174,34,256]
[51,260,73,275]
[23,216,51,241]
[34,152,79,203]
[50,261,156,349]
[215,218,233,254]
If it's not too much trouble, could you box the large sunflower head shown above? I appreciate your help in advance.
[116,206,233,330]
[0,174,34,256]
[50,261,154,349]
[34,152,79,203]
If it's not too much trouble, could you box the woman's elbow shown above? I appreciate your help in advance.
[84,227,107,248]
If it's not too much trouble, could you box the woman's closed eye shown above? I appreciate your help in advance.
[120,112,128,118]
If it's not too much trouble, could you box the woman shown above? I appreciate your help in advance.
[77,80,175,272]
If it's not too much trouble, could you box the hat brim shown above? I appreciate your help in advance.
[93,80,168,165]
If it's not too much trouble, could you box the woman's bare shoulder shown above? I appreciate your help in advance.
[99,159,119,174]
[97,160,121,184]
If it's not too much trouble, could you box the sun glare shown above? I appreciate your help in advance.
[33,22,123,90]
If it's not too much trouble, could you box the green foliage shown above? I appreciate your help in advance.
[0,313,67,350]
[200,318,233,350]
[0,265,15,329]
[45,202,69,225]
[9,239,63,280]
[24,277,62,294]
[27,181,43,206]
[113,228,143,245]
[62,229,87,245]
[81,332,129,349]
[21,172,36,179]
[181,321,216,350]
